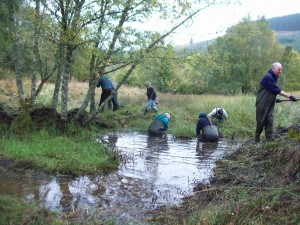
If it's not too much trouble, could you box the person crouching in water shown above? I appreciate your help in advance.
[148,112,171,136]
[196,112,219,142]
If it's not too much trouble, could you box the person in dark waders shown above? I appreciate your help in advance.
[196,113,219,142]
[255,62,297,143]
[148,113,171,136]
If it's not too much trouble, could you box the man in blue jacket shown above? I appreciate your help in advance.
[96,74,119,111]
[255,62,297,142]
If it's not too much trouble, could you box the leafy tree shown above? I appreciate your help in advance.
[279,46,300,90]
[1,0,235,123]
[212,17,278,94]
[180,16,300,95]
[125,44,180,92]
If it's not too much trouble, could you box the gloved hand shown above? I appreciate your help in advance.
[289,95,297,101]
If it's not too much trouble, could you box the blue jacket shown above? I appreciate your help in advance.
[97,76,114,91]
[148,114,169,135]
[196,117,215,135]
[196,117,219,142]
[155,114,169,130]
[259,69,281,95]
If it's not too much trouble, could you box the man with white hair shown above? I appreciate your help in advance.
[148,112,171,136]
[255,62,297,142]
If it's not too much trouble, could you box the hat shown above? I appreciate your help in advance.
[217,108,223,116]
[199,112,206,118]
[145,81,151,86]
[164,112,171,119]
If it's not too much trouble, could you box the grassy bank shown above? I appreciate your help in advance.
[1,78,300,140]
[0,129,118,175]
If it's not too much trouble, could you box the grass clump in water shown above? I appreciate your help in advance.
[1,129,119,175]
[0,195,65,225]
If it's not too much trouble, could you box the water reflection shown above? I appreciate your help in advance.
[0,132,238,223]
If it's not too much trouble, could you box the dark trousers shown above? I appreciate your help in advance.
[255,108,274,141]
[99,90,111,107]
[99,90,119,111]
[108,93,120,111]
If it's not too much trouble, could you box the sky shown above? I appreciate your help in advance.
[150,0,300,46]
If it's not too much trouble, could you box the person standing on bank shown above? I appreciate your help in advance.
[255,62,297,142]
[143,81,157,115]
[196,112,219,142]
[148,112,171,136]
[96,73,119,111]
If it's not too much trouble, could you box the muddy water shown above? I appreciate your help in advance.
[0,132,238,223]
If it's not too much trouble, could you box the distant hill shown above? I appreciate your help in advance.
[177,13,300,53]
[268,13,300,31]
[275,30,300,53]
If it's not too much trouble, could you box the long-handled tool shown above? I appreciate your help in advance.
[276,98,300,103]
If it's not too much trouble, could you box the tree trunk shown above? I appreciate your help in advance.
[60,47,73,121]
[89,54,97,113]
[8,0,23,97]
[52,45,64,110]
[31,0,41,107]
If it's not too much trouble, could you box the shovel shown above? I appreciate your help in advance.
[275,98,300,103]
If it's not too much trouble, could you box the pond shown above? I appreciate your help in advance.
[0,132,238,224]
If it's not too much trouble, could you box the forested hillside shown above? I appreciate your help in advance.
[180,13,300,53]
[268,13,300,31]
[269,14,300,52]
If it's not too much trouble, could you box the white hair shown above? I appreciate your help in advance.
[164,112,171,119]
[272,62,282,69]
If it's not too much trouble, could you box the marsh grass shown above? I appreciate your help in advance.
[0,194,65,225]
[1,129,119,175]
[2,78,300,139]
[1,78,300,169]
